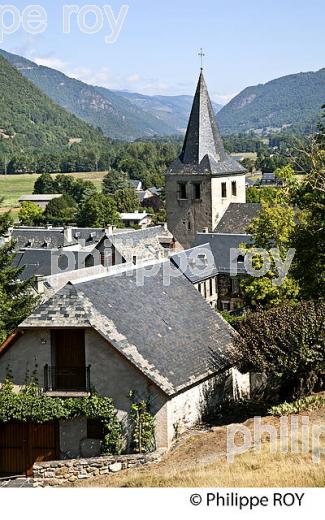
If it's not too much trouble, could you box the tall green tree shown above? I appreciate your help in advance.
[44,194,77,225]
[77,194,121,227]
[0,242,38,343]
[0,198,13,236]
[241,201,299,308]
[113,188,140,213]
[103,168,129,195]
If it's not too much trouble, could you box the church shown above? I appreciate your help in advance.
[165,69,247,249]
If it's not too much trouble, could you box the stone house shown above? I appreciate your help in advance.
[0,262,242,476]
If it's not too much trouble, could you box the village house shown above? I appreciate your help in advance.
[18,194,63,209]
[120,211,152,228]
[9,225,175,281]
[0,261,246,477]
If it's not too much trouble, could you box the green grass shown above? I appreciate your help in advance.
[0,172,106,210]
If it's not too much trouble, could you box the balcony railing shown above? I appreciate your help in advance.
[44,365,91,392]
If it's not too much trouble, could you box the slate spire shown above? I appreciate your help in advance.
[180,71,227,165]
[169,71,245,175]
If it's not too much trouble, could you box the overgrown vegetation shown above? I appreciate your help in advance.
[129,391,155,454]
[0,377,123,455]
[269,394,325,416]
[233,300,325,400]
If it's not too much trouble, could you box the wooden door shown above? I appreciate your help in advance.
[52,329,86,390]
[0,422,58,477]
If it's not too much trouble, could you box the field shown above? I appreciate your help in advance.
[73,403,325,488]
[0,172,106,212]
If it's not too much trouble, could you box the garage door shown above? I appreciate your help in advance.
[0,422,58,477]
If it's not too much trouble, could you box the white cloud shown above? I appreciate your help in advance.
[127,73,141,83]
[33,56,69,71]
[212,92,239,105]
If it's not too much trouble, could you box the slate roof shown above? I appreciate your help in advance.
[214,203,261,234]
[13,249,55,280]
[19,194,62,202]
[11,227,108,250]
[11,228,70,249]
[170,244,218,283]
[20,264,235,396]
[193,233,253,274]
[166,72,246,176]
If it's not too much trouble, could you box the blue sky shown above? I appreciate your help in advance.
[1,0,324,103]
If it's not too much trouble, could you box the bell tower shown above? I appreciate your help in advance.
[165,69,246,249]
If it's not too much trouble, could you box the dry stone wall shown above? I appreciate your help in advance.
[33,449,166,486]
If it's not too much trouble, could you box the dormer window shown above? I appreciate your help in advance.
[178,182,187,200]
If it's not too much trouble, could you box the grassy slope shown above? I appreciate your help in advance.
[73,402,325,488]
[0,172,106,210]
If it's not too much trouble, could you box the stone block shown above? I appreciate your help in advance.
[109,462,122,473]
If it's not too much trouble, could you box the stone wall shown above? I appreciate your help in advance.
[33,449,166,486]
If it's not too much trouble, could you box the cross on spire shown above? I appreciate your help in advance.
[198,48,205,70]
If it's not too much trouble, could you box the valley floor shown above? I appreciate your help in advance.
[72,406,325,488]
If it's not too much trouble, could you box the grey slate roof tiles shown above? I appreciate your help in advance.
[193,233,253,274]
[166,72,246,177]
[214,203,261,234]
[20,263,235,396]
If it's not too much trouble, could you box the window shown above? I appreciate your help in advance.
[209,278,214,296]
[188,221,191,231]
[132,256,137,265]
[221,182,227,198]
[193,183,201,200]
[178,182,187,199]
[232,181,237,196]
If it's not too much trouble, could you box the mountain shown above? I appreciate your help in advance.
[115,91,222,134]
[217,69,325,134]
[0,49,222,140]
[0,53,108,150]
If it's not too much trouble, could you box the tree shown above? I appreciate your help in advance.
[0,242,38,343]
[241,202,300,308]
[241,157,256,173]
[44,194,77,225]
[53,174,97,203]
[33,173,57,194]
[0,198,13,236]
[103,169,129,195]
[233,301,325,400]
[113,188,140,213]
[18,201,44,226]
[291,135,325,299]
[246,186,279,204]
[77,194,121,227]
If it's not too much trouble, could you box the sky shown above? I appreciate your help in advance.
[1,0,324,104]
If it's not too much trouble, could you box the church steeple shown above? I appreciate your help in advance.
[169,71,245,176]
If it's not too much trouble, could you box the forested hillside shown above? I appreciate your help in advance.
[0,54,108,150]
[217,68,325,134]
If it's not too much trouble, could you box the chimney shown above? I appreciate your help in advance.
[64,225,73,243]
[35,275,44,294]
[105,224,116,235]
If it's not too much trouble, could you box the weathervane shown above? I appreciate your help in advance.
[198,48,205,70]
